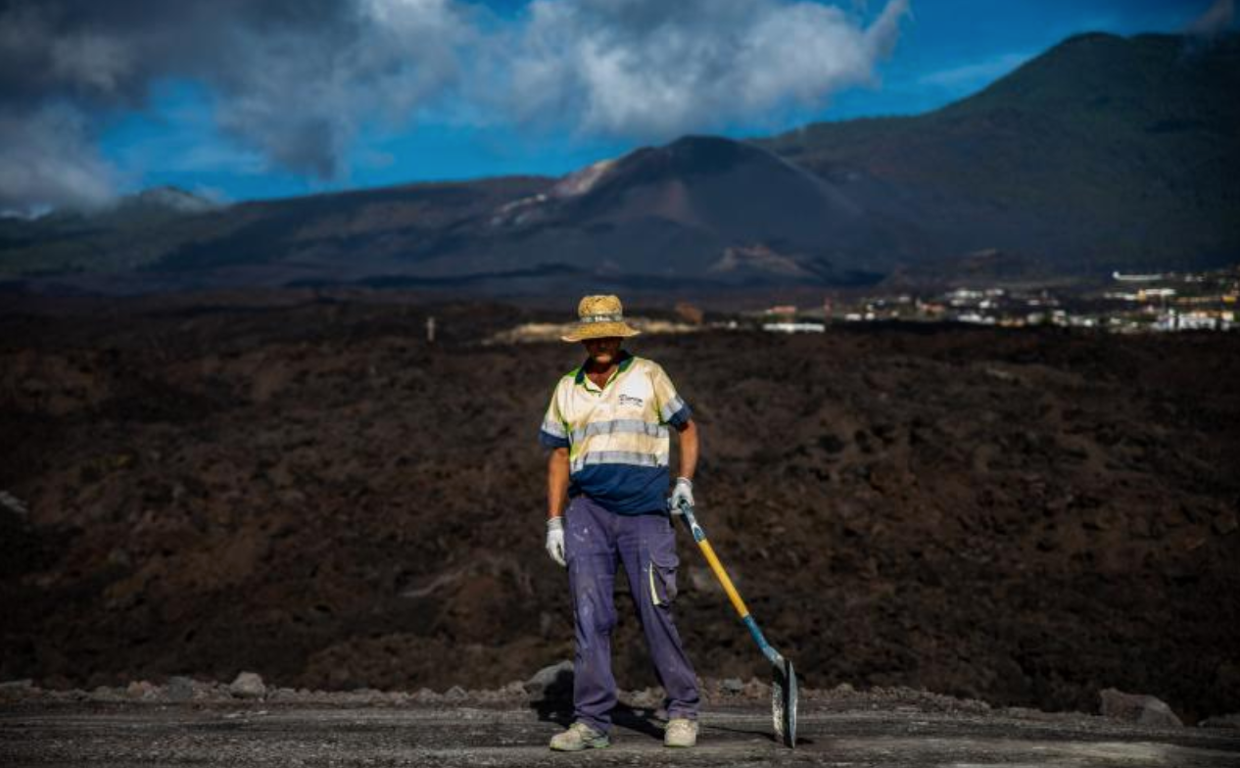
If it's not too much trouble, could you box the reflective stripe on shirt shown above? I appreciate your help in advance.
[570,449,669,473]
[570,418,668,444]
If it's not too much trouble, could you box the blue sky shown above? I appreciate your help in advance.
[0,0,1228,211]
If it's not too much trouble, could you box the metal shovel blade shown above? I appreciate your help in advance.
[771,657,798,748]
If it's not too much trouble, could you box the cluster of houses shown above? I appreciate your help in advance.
[755,266,1240,334]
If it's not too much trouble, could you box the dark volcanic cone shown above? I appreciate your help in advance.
[481,136,917,286]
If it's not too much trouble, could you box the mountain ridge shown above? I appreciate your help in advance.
[3,31,1237,295]
[756,32,1240,275]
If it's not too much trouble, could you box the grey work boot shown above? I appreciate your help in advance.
[664,718,698,748]
[549,721,610,751]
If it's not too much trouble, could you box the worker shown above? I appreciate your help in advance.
[539,294,701,751]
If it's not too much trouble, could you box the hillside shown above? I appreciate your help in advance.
[447,135,918,287]
[757,32,1240,274]
[2,32,1237,295]
[0,177,553,292]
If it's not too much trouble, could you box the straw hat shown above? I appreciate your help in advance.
[561,294,642,342]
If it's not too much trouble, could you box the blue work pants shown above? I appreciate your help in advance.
[564,495,700,733]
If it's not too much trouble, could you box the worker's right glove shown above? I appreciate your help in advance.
[668,477,694,515]
[545,516,567,567]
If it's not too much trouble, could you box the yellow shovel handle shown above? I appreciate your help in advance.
[696,538,751,619]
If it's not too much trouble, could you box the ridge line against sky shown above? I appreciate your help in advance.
[0,0,1234,215]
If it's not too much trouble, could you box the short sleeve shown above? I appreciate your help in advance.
[651,363,692,428]
[538,384,571,449]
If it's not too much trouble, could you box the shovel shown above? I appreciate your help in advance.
[673,499,798,748]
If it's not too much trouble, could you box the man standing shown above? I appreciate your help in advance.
[539,295,701,751]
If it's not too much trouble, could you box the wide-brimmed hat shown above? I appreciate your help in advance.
[561,294,642,342]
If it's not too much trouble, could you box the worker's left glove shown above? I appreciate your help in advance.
[668,477,694,515]
[545,516,567,567]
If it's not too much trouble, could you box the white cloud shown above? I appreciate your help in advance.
[207,0,476,180]
[0,104,117,212]
[501,0,909,139]
[0,0,912,212]
[0,0,479,211]
[50,31,135,95]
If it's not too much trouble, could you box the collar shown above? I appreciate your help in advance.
[575,350,634,386]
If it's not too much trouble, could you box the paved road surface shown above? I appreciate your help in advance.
[3,703,1239,767]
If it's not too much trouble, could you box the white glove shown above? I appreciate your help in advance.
[668,477,694,515]
[545,516,567,567]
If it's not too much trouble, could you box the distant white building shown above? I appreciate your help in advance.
[1154,310,1220,332]
[956,312,996,325]
[1138,288,1177,300]
[1177,311,1219,331]
[948,288,984,307]
[1113,271,1165,282]
[763,322,825,334]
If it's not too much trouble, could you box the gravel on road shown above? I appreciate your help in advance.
[3,701,1240,767]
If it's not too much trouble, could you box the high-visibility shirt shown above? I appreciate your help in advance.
[539,351,692,515]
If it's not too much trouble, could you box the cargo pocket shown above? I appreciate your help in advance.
[646,523,679,608]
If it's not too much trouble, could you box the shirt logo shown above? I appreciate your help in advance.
[618,394,644,408]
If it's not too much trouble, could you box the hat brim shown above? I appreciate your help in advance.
[561,321,642,343]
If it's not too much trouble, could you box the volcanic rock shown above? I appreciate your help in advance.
[1200,713,1240,729]
[126,680,158,700]
[742,678,771,699]
[0,679,34,701]
[229,672,266,699]
[166,676,196,702]
[1099,688,1183,727]
[1214,510,1238,536]
[627,686,659,707]
[524,661,573,700]
[2,300,1238,722]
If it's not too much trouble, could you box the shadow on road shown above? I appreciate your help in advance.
[530,696,667,741]
[529,694,815,746]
